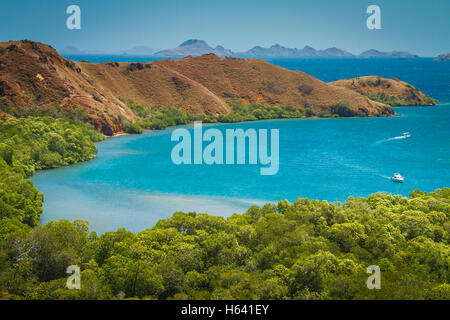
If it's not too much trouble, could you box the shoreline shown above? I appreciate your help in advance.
[104,101,450,140]
[31,103,439,176]
[32,109,411,174]
[30,108,450,232]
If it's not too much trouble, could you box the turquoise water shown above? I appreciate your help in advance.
[32,106,450,233]
[33,58,450,233]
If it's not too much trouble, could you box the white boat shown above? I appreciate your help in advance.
[402,132,411,138]
[391,173,404,183]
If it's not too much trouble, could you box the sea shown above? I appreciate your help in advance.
[32,57,450,233]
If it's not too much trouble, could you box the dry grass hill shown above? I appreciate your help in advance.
[1,40,396,135]
[331,76,437,106]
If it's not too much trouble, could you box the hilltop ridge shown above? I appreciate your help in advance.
[331,76,437,106]
[0,40,395,134]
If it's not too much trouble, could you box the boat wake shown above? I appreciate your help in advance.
[376,132,411,144]
[337,161,394,181]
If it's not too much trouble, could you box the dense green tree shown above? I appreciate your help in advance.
[0,112,448,300]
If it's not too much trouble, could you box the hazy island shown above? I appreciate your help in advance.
[434,53,450,61]
[151,39,419,59]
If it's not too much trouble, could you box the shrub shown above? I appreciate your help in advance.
[330,100,356,117]
[298,83,313,96]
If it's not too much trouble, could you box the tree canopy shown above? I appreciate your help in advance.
[0,115,448,300]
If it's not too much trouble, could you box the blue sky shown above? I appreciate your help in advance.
[0,0,448,56]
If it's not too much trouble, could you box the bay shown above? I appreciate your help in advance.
[32,58,450,233]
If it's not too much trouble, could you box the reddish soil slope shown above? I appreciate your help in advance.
[0,41,393,135]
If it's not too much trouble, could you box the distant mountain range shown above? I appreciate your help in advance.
[152,40,419,58]
[60,40,420,58]
[235,44,355,58]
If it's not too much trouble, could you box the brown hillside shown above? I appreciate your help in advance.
[331,76,437,106]
[0,41,393,135]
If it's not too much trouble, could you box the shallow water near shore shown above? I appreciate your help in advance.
[32,105,450,233]
[33,58,450,233]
